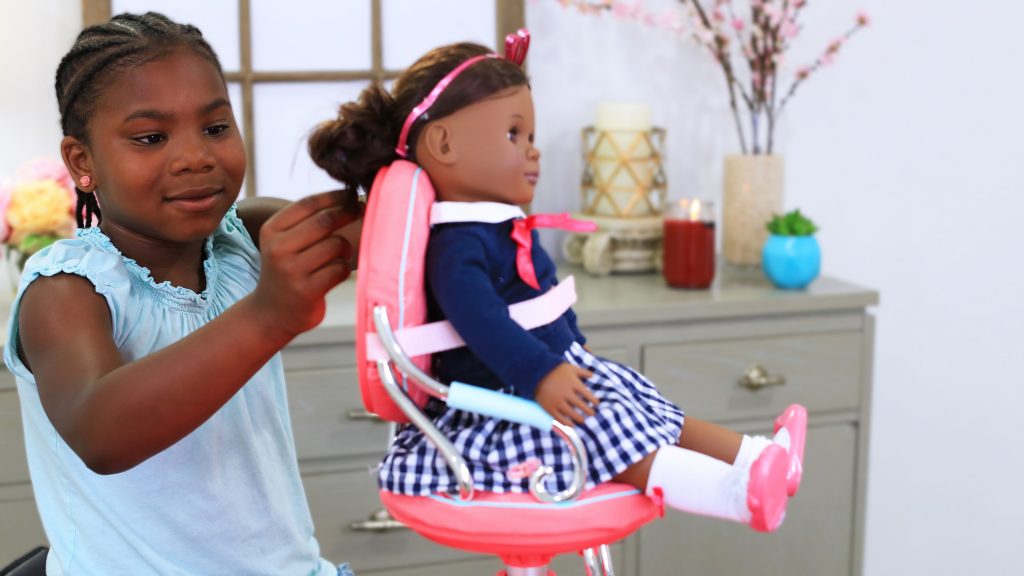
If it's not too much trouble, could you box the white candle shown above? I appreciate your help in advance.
[589,102,656,216]
[596,101,652,131]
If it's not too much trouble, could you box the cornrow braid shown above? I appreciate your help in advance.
[75,190,99,229]
[55,12,224,228]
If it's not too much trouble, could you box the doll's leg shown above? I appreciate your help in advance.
[684,406,807,497]
[677,417,743,463]
[613,444,789,532]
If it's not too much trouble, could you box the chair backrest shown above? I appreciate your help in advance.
[355,160,436,422]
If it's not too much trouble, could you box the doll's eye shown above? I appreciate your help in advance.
[507,127,519,142]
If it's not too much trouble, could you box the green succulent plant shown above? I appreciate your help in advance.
[766,209,819,236]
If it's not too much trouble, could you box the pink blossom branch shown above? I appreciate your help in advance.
[777,18,867,116]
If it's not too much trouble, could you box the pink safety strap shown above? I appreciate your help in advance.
[365,275,578,361]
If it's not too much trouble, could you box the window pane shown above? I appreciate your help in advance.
[111,0,241,71]
[227,82,244,140]
[383,0,495,70]
[253,82,368,201]
[251,0,372,71]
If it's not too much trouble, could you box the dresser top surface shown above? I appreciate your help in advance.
[0,265,877,351]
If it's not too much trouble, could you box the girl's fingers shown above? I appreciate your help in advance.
[305,259,352,296]
[292,234,353,272]
[270,205,353,254]
[265,190,348,232]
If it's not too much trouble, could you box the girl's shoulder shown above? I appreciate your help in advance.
[18,232,134,297]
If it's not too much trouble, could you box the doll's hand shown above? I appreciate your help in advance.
[535,363,599,427]
[251,190,361,338]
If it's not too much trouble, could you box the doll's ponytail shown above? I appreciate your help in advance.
[308,83,399,196]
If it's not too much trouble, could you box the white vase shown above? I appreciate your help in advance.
[722,154,784,266]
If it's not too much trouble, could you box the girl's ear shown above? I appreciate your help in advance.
[419,122,458,166]
[61,136,95,191]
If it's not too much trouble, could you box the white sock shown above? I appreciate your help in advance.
[645,445,750,523]
[733,430,791,471]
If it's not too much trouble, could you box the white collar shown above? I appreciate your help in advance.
[430,201,526,226]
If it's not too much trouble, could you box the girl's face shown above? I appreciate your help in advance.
[441,85,539,205]
[77,47,245,245]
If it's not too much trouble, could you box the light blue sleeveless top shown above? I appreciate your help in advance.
[3,206,348,576]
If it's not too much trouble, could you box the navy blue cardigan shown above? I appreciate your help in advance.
[426,219,586,400]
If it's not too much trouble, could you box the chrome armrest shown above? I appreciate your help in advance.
[372,305,587,503]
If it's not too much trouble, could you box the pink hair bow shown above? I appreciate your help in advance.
[395,29,532,158]
[505,28,530,65]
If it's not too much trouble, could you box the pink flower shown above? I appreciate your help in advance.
[17,157,72,192]
[731,17,745,32]
[856,10,871,27]
[781,20,800,39]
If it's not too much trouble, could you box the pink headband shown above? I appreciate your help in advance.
[394,28,531,158]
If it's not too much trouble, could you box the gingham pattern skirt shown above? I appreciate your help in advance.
[378,341,685,495]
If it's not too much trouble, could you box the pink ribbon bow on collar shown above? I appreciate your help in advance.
[510,213,597,290]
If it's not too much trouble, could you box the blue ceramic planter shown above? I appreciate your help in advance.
[762,234,821,290]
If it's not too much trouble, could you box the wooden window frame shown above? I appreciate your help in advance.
[82,0,525,197]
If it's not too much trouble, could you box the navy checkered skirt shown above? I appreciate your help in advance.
[378,342,685,495]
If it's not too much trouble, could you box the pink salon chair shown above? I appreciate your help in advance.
[355,160,663,575]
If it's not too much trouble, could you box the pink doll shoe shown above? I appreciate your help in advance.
[774,404,808,497]
[746,444,789,533]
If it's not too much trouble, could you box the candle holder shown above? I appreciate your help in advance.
[580,126,667,218]
[564,117,668,276]
[662,199,716,289]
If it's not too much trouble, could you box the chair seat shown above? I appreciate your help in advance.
[381,482,661,565]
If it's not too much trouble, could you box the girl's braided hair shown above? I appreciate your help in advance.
[55,12,223,227]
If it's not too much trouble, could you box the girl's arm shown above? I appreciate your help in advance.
[18,192,359,474]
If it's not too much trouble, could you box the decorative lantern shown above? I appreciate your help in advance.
[564,102,667,276]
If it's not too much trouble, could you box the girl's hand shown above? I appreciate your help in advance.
[251,190,361,338]
[535,363,599,426]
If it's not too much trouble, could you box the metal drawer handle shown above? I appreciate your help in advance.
[346,409,385,422]
[349,508,407,532]
[740,365,786,389]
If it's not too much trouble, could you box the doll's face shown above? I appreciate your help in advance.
[431,85,539,205]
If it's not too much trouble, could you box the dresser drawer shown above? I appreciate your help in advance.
[642,331,863,422]
[0,486,48,567]
[0,387,30,486]
[285,367,391,462]
[303,468,478,572]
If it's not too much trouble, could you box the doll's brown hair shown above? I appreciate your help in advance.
[309,42,529,196]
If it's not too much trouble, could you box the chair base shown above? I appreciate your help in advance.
[381,483,660,566]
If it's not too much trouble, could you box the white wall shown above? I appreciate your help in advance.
[529,0,1024,574]
[3,1,1022,574]
[0,0,81,178]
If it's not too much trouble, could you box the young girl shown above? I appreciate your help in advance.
[309,34,805,533]
[4,12,360,575]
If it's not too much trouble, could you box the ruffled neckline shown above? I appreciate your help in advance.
[75,226,219,310]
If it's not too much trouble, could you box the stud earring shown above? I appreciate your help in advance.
[78,175,92,189]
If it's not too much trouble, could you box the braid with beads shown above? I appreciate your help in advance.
[55,12,224,228]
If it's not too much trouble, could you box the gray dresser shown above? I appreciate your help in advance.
[0,266,877,575]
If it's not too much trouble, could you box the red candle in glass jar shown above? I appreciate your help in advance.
[663,199,716,289]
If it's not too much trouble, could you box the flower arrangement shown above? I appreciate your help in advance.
[553,0,870,154]
[0,158,77,270]
[766,208,817,236]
